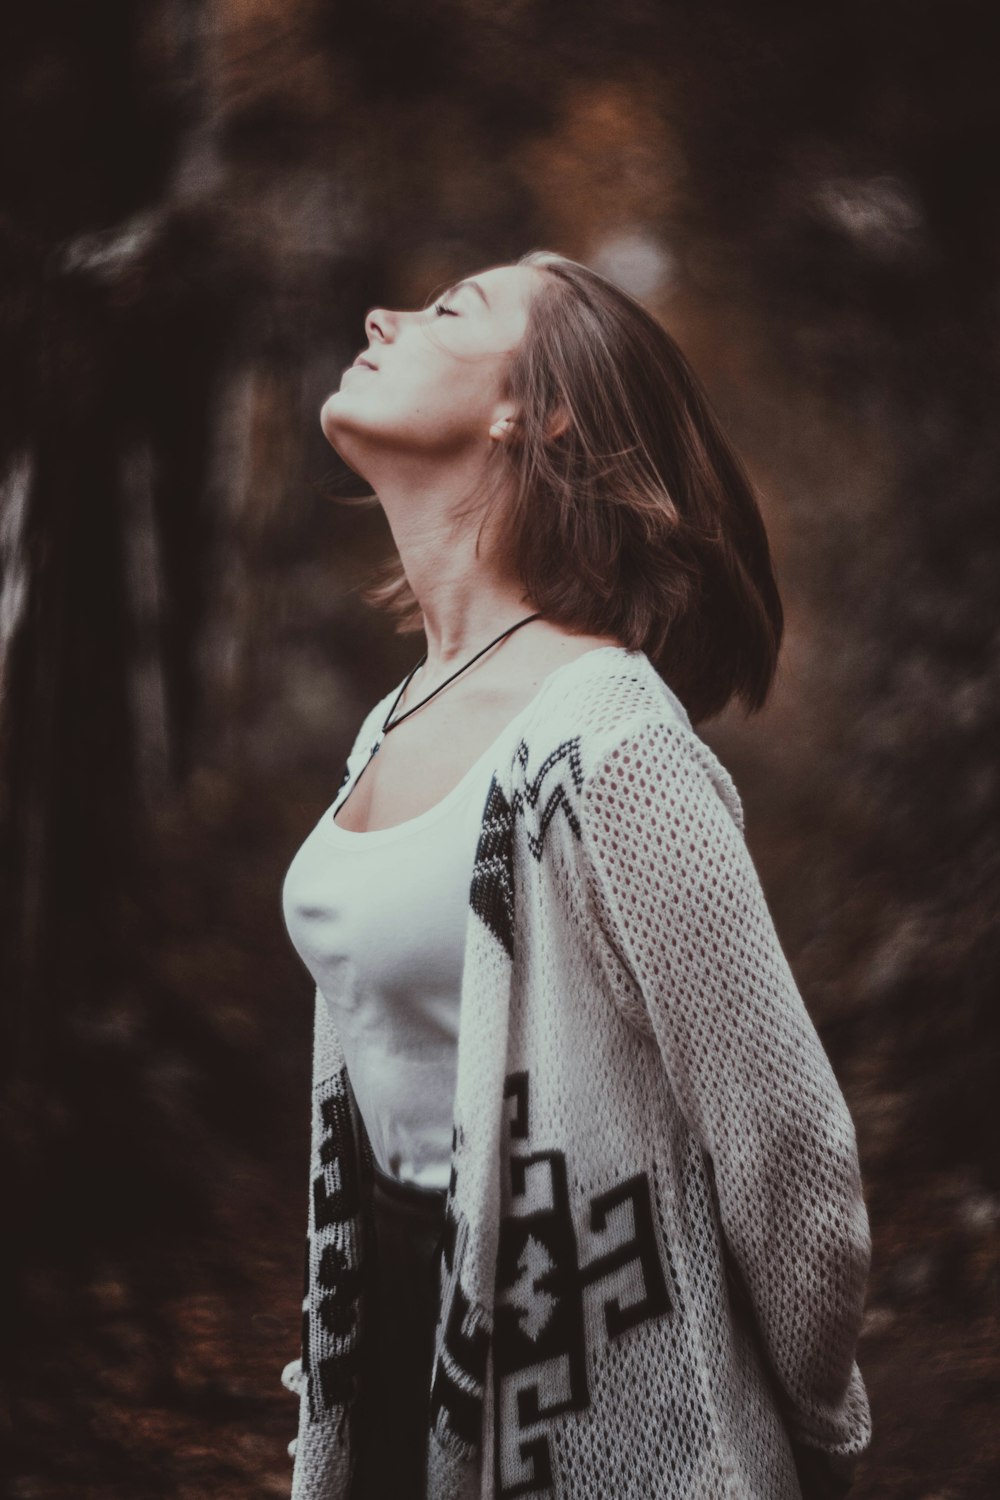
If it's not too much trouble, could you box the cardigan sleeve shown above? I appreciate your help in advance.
[280,984,359,1499]
[578,716,872,1494]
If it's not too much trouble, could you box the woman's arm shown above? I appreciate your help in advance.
[579,717,872,1493]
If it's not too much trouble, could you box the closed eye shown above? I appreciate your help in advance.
[433,302,458,317]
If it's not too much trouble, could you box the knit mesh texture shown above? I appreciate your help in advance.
[282,649,872,1499]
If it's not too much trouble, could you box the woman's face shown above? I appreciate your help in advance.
[320,263,542,467]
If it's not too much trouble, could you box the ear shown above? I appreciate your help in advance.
[489,406,572,444]
[488,402,522,442]
[488,415,516,442]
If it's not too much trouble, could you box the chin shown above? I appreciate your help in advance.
[320,391,350,446]
[320,404,371,479]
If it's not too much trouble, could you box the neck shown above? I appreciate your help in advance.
[366,452,538,677]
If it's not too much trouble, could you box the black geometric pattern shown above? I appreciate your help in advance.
[469,777,516,957]
[469,737,584,958]
[492,1070,672,1497]
[428,1132,492,1457]
[428,1271,490,1448]
[509,737,586,854]
[304,1065,371,1430]
[504,1071,530,1139]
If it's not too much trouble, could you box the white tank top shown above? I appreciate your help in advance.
[280,737,503,1191]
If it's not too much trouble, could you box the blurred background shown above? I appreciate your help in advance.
[1,2,998,1496]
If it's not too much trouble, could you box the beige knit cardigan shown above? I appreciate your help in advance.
[280,645,872,1499]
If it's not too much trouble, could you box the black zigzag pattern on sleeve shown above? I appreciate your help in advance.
[469,738,584,957]
[469,777,516,957]
[510,737,585,853]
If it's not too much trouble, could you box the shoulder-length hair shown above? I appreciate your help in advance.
[350,249,783,726]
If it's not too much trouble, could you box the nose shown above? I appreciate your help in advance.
[364,306,395,345]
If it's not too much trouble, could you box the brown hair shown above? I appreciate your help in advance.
[353,249,783,725]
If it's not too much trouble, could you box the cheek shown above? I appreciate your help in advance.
[422,358,503,429]
[408,371,489,431]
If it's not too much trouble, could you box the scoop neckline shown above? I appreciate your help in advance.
[316,644,639,846]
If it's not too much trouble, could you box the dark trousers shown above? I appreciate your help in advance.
[351,1162,448,1499]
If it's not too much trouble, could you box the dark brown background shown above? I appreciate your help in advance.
[2,2,997,1496]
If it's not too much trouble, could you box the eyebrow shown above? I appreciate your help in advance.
[446,278,491,308]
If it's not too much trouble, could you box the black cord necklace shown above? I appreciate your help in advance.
[367,610,543,760]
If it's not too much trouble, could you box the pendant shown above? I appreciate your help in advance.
[370,733,384,757]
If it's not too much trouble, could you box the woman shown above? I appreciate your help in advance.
[279,251,872,1500]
